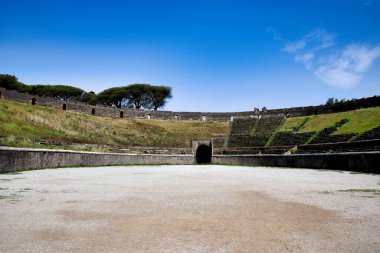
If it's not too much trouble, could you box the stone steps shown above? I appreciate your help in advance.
[355,126,380,141]
[272,132,314,146]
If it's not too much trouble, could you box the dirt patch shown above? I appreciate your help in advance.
[38,229,70,241]
[64,200,82,204]
[37,191,344,252]
[57,210,109,221]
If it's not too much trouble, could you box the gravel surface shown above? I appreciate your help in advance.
[0,165,379,252]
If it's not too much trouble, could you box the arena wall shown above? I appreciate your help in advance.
[0,147,194,173]
[1,147,379,173]
[212,153,380,173]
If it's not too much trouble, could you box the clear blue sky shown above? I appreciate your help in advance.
[1,0,380,112]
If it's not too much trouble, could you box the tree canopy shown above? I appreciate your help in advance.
[0,74,30,93]
[97,87,129,108]
[149,86,172,110]
[326,97,346,106]
[98,84,172,110]
[29,85,85,101]
[80,91,98,105]
[1,74,172,109]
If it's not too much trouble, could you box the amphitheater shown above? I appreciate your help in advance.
[0,87,380,252]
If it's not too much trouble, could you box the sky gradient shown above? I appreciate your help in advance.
[1,0,380,112]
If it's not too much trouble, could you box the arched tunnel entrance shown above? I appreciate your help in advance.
[196,144,212,164]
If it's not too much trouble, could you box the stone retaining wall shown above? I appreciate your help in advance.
[297,139,380,153]
[1,147,379,173]
[0,147,194,173]
[212,152,380,173]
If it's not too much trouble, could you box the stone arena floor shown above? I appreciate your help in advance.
[0,165,379,252]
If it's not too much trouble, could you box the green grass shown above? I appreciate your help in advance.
[318,191,333,194]
[338,189,380,194]
[2,98,380,151]
[265,117,286,147]
[278,117,306,132]
[349,171,379,175]
[279,107,380,135]
[0,99,228,149]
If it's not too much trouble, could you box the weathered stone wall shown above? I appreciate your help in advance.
[0,147,195,173]
[1,146,379,173]
[212,153,380,173]
[297,139,380,153]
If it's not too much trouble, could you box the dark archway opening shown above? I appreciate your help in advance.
[196,144,212,164]
[0,90,3,99]
[120,111,124,118]
[91,108,95,115]
[63,104,67,110]
[31,98,36,105]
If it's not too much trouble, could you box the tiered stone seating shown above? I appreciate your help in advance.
[355,126,380,141]
[211,135,227,154]
[212,135,226,148]
[271,132,314,146]
[309,119,352,144]
[224,146,291,154]
[227,117,283,148]
[222,112,380,154]
[321,133,356,143]
[297,139,380,153]
[224,147,261,154]
[261,147,291,154]
[227,134,257,147]
[230,118,257,135]
[227,118,257,148]
[249,116,284,147]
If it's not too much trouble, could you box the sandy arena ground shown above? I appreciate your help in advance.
[0,165,379,252]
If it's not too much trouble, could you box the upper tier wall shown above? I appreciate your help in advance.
[1,88,379,121]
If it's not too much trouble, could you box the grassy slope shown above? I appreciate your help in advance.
[279,107,380,135]
[0,99,228,149]
[2,99,380,151]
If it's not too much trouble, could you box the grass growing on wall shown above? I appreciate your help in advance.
[279,107,380,135]
[278,117,306,132]
[0,99,228,149]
